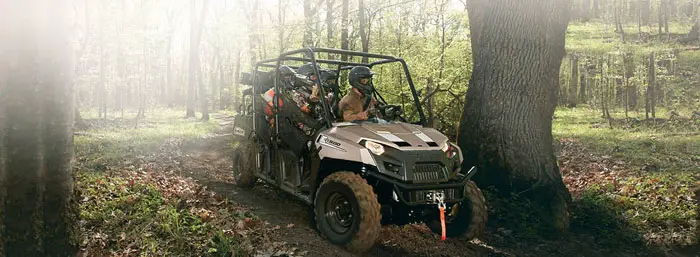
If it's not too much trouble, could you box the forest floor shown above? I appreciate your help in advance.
[74,108,698,257]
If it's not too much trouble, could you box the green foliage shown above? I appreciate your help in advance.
[553,107,698,246]
[78,172,242,256]
[553,107,700,173]
[75,108,220,170]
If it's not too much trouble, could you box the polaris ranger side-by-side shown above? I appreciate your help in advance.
[232,48,487,254]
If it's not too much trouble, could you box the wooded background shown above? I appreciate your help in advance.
[74,0,700,137]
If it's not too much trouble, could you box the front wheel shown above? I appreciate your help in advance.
[314,172,381,254]
[232,142,258,188]
[426,181,487,239]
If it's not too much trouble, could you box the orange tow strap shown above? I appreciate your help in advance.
[439,204,446,241]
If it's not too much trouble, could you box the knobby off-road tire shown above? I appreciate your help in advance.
[232,142,257,188]
[427,180,487,239]
[314,172,382,254]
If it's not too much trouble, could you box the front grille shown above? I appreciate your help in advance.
[406,188,462,203]
[412,163,447,182]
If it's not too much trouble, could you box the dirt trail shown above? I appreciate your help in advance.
[168,113,697,257]
[176,113,501,257]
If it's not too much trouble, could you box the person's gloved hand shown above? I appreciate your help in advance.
[379,105,402,120]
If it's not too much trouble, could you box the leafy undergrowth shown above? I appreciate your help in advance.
[79,170,256,256]
[76,111,304,257]
[553,107,699,249]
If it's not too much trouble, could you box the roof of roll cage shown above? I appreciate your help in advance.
[255,47,404,69]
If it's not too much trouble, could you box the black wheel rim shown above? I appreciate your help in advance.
[324,192,354,235]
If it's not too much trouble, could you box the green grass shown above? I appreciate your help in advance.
[77,172,252,256]
[566,21,694,56]
[553,107,700,173]
[75,108,221,170]
[553,106,698,246]
[75,109,261,256]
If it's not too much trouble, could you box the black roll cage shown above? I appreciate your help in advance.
[250,48,427,136]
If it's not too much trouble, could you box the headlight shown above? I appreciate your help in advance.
[442,142,450,152]
[442,142,458,159]
[364,141,385,155]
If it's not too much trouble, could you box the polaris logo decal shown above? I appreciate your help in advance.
[319,136,345,151]
[324,137,341,147]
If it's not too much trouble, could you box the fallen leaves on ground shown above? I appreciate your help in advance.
[78,169,303,257]
[556,138,698,247]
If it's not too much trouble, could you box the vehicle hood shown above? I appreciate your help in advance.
[324,121,449,150]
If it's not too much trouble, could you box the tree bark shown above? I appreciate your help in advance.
[187,0,198,118]
[166,9,176,108]
[340,0,349,86]
[303,0,314,56]
[426,79,435,127]
[458,0,572,233]
[568,56,579,108]
[646,52,655,119]
[593,0,600,18]
[326,0,335,59]
[579,73,587,103]
[98,0,107,120]
[188,0,209,118]
[359,0,369,63]
[582,0,591,21]
[0,0,78,254]
[232,49,242,108]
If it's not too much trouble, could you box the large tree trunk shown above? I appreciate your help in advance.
[0,0,78,254]
[458,0,572,233]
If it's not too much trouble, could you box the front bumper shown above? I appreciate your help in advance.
[368,166,477,206]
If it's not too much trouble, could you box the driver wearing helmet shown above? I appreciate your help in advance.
[338,66,381,122]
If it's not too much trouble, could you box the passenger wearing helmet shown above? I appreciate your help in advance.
[278,65,297,88]
[262,65,312,128]
[338,66,381,122]
[310,69,338,104]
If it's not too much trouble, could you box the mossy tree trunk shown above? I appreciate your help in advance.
[458,0,572,233]
[0,0,79,255]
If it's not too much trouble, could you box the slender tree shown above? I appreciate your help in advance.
[458,0,572,233]
[568,55,579,108]
[359,0,369,63]
[187,0,209,118]
[0,0,79,255]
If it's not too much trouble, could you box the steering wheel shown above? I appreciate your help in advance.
[377,104,403,121]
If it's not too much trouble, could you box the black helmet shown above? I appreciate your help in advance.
[348,66,375,95]
[297,63,321,78]
[320,70,338,91]
[277,65,296,87]
[278,65,295,77]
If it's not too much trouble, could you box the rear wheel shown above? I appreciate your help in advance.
[314,172,381,254]
[426,181,487,239]
[232,141,258,187]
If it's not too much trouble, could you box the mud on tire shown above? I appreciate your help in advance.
[232,142,257,188]
[427,180,487,239]
[314,172,381,254]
